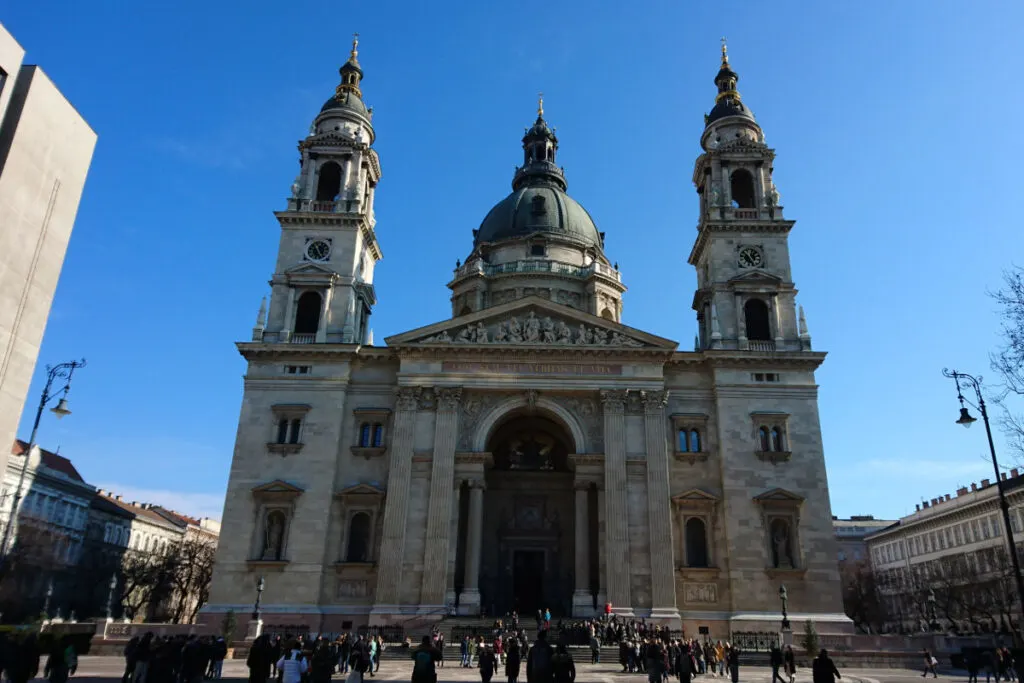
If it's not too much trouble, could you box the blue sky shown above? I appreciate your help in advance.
[4,1,1022,521]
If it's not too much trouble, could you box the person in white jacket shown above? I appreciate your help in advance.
[276,642,309,683]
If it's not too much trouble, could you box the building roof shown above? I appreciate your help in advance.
[11,439,84,482]
[94,491,181,531]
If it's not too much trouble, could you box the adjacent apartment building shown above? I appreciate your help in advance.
[0,23,97,481]
[867,469,1024,634]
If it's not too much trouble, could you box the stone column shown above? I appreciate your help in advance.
[600,390,632,615]
[572,480,593,616]
[371,387,419,617]
[420,387,462,609]
[316,285,333,343]
[445,478,464,608]
[771,293,783,343]
[459,479,485,614]
[736,293,747,349]
[643,390,681,621]
[281,288,296,342]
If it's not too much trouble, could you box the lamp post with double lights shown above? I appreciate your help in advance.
[0,359,86,560]
[253,575,265,621]
[943,368,1024,641]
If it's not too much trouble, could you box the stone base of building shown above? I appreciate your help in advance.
[456,589,480,616]
[572,591,596,618]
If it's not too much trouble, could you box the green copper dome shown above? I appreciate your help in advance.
[475,185,603,250]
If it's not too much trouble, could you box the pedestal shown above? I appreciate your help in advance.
[781,628,793,647]
[457,589,481,616]
[245,619,264,641]
[572,591,595,618]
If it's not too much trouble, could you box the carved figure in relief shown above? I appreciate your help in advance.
[557,321,572,344]
[592,327,608,345]
[576,324,592,345]
[524,312,541,342]
[542,317,557,343]
[456,326,474,343]
[508,317,524,343]
[494,323,508,342]
[475,322,489,343]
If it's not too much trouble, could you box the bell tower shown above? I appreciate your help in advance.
[690,40,811,353]
[254,35,383,346]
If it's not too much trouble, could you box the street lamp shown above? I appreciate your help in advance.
[779,585,791,630]
[942,369,1024,642]
[106,574,119,621]
[253,575,265,621]
[927,589,938,631]
[0,359,86,559]
[42,577,53,618]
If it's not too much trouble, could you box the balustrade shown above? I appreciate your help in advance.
[290,333,316,344]
[748,340,776,352]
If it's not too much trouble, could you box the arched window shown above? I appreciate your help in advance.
[770,427,783,452]
[289,419,301,444]
[262,510,287,561]
[770,517,795,569]
[730,169,756,208]
[744,299,771,341]
[346,512,371,562]
[372,424,384,447]
[359,423,371,447]
[689,429,702,453]
[758,426,771,452]
[601,309,615,321]
[685,518,709,568]
[315,162,342,201]
[294,291,322,336]
[277,419,289,444]
[678,429,689,452]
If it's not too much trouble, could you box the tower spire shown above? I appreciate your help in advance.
[537,92,544,118]
[704,38,756,127]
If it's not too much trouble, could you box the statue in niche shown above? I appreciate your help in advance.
[771,519,794,569]
[710,182,723,206]
[262,511,285,561]
[524,312,541,342]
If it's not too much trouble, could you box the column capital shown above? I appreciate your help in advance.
[467,479,487,491]
[395,387,419,412]
[642,390,670,413]
[437,387,463,411]
[573,479,595,491]
[600,389,627,414]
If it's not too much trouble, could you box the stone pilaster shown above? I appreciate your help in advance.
[458,478,485,614]
[643,390,680,621]
[445,477,464,607]
[572,480,593,616]
[600,389,632,614]
[371,387,418,615]
[420,387,462,608]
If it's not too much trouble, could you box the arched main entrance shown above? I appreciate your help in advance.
[479,412,575,617]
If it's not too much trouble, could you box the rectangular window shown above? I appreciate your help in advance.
[751,372,780,382]
[982,520,991,539]
[530,244,546,256]
[992,516,1002,537]
[285,365,311,374]
[955,525,964,545]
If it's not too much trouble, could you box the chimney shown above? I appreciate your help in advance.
[971,483,978,492]
[114,495,122,502]
[97,489,105,497]
[923,501,930,508]
[131,501,138,507]
[916,504,921,511]
[1013,468,1020,479]
[957,487,969,496]
[945,494,952,501]
[982,479,991,488]
[1001,473,1008,481]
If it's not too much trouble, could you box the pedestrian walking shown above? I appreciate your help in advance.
[811,649,840,683]
[923,649,938,678]
[506,640,522,683]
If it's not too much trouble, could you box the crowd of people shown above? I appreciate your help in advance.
[120,633,229,683]
[0,633,78,683]
[245,633,387,683]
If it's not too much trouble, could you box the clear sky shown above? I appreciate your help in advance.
[4,1,1022,522]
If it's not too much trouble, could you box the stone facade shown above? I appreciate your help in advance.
[0,24,97,480]
[204,42,850,638]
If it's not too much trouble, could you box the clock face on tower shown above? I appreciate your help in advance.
[738,247,763,269]
[305,239,331,262]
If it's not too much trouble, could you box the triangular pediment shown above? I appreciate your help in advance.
[336,483,385,497]
[284,264,335,278]
[385,296,677,350]
[672,488,720,504]
[728,269,782,285]
[753,487,804,504]
[251,479,305,495]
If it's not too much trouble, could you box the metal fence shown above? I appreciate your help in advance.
[357,625,406,644]
[729,631,781,652]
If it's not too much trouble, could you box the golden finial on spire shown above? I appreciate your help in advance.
[720,36,729,66]
[537,92,544,117]
[351,32,360,59]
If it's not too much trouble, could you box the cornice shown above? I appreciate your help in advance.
[274,213,382,260]
[688,220,796,265]
[392,345,675,362]
[237,342,396,362]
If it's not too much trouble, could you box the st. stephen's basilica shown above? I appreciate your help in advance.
[204,38,851,637]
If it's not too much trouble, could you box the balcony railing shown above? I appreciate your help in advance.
[290,333,316,344]
[748,340,776,352]
[453,258,622,283]
[733,209,759,219]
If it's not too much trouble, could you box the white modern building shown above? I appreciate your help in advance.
[0,23,97,481]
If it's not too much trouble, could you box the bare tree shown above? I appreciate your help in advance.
[840,560,887,633]
[991,266,1024,457]
[165,537,216,623]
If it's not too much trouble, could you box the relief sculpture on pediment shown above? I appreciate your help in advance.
[419,311,644,347]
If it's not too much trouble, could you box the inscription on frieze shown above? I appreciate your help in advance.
[443,361,622,376]
[683,582,718,604]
